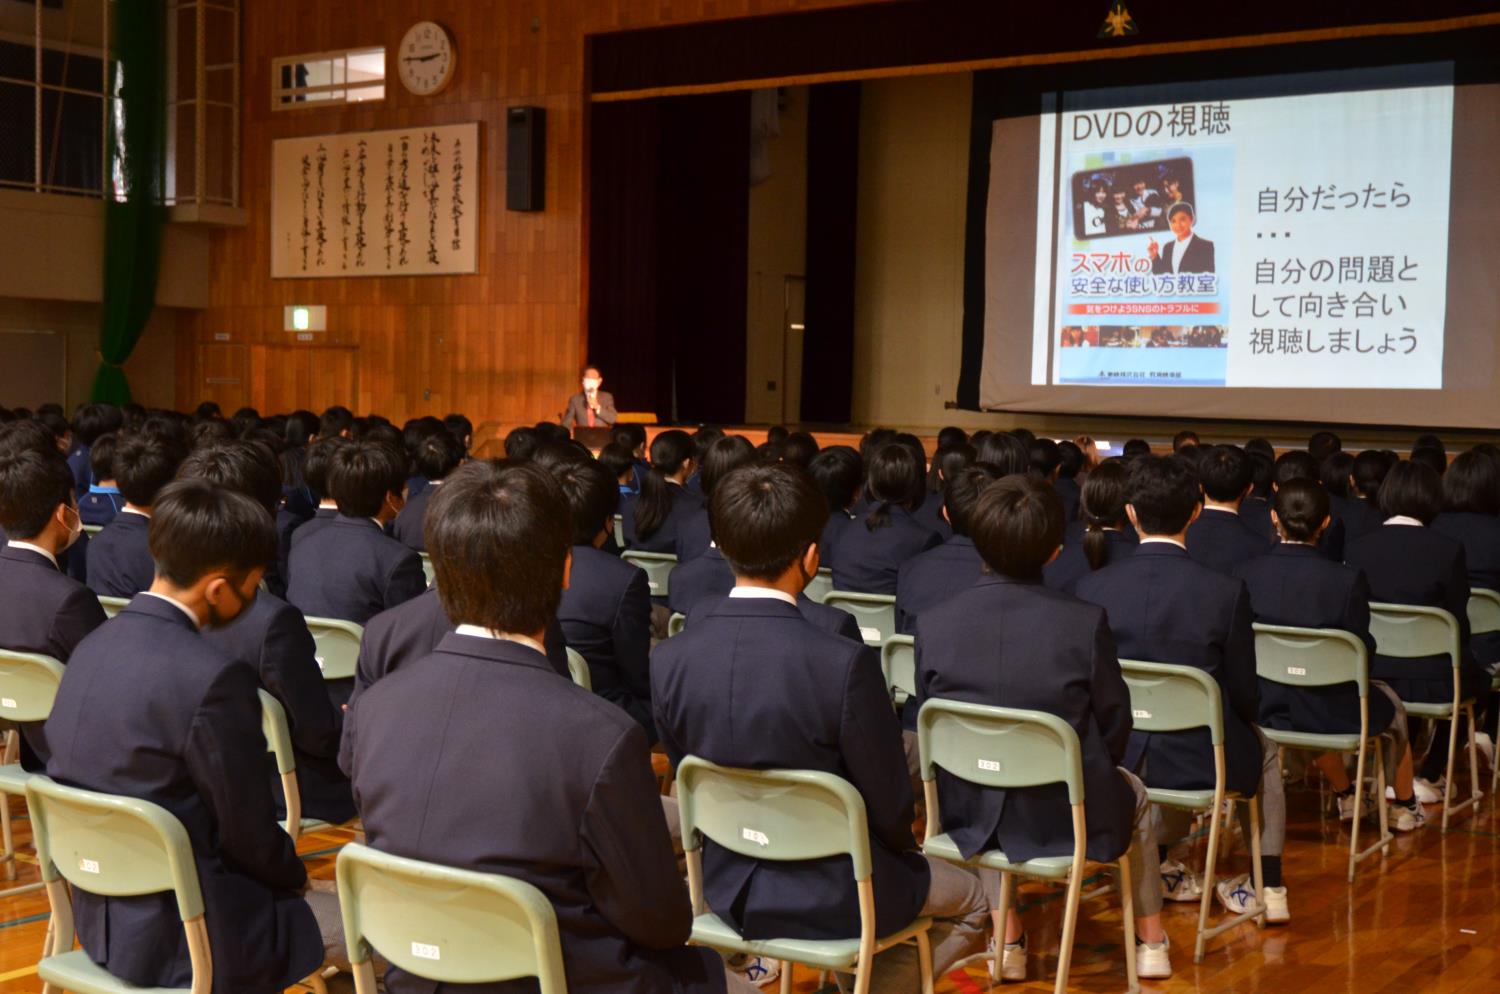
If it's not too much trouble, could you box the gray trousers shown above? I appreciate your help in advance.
[841,857,991,994]
[1154,728,1286,861]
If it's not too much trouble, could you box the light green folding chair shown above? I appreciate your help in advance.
[1253,624,1391,882]
[1469,588,1500,796]
[81,524,103,537]
[1120,660,1265,963]
[1369,602,1480,829]
[306,616,364,682]
[676,756,935,994]
[564,648,592,691]
[337,842,568,994]
[622,550,677,598]
[880,635,916,707]
[96,595,130,618]
[918,699,1140,994]
[259,689,341,843]
[667,612,687,638]
[27,775,212,994]
[804,567,835,605]
[0,649,64,897]
[824,591,896,648]
[419,552,436,588]
[612,513,626,549]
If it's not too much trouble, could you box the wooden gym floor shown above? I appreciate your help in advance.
[1,770,1497,993]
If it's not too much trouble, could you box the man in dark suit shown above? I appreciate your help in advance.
[45,480,330,993]
[1147,203,1215,274]
[1076,455,1289,923]
[343,460,740,994]
[551,459,656,740]
[561,364,619,429]
[1186,445,1273,574]
[896,465,996,635]
[85,430,186,597]
[652,463,988,993]
[0,446,106,770]
[286,439,427,626]
[915,476,1171,980]
[391,429,464,552]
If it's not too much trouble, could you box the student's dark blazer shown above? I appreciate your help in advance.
[672,552,863,643]
[629,485,705,555]
[1186,507,1273,574]
[202,591,353,823]
[674,508,713,563]
[558,544,654,740]
[1054,477,1082,524]
[404,474,428,500]
[895,535,985,635]
[345,634,723,994]
[1432,510,1500,665]
[85,510,155,597]
[67,442,92,496]
[616,490,641,546]
[912,491,953,543]
[79,487,124,527]
[1075,543,1263,795]
[829,506,942,596]
[1345,523,1480,703]
[268,506,306,599]
[913,576,1136,864]
[1333,494,1385,543]
[1243,492,1346,560]
[817,510,856,570]
[285,515,426,626]
[1043,528,1139,595]
[1232,544,1393,736]
[0,544,106,769]
[391,483,437,552]
[45,596,319,994]
[652,596,929,942]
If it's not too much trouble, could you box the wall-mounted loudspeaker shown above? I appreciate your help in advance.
[506,106,545,211]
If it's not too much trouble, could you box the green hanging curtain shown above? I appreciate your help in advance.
[92,0,168,405]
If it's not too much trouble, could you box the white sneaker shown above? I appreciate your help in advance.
[1160,859,1204,902]
[1335,790,1372,821]
[1390,800,1428,833]
[1136,934,1172,980]
[1413,777,1446,804]
[1215,875,1289,923]
[1476,732,1495,770]
[988,932,1027,982]
[726,954,779,986]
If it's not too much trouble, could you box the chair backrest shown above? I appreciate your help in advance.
[880,635,916,701]
[26,775,204,920]
[258,689,306,838]
[1119,660,1224,745]
[612,514,625,549]
[81,524,103,537]
[97,594,130,618]
[1252,623,1369,695]
[667,612,686,638]
[306,617,364,681]
[336,842,567,993]
[1468,588,1500,636]
[621,551,677,597]
[916,699,1084,804]
[564,648,591,691]
[675,756,873,881]
[419,552,435,588]
[1368,603,1461,668]
[804,567,834,605]
[0,649,65,723]
[823,591,896,647]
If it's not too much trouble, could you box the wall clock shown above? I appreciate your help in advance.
[398,21,455,96]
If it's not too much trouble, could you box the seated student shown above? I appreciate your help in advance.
[1044,459,1139,593]
[78,432,124,527]
[781,430,820,470]
[1186,445,1272,574]
[612,423,651,489]
[914,476,1172,980]
[392,428,464,552]
[398,416,445,500]
[883,434,945,542]
[831,443,942,594]
[684,426,724,498]
[1076,455,1290,923]
[652,463,989,993]
[0,446,105,770]
[286,435,350,552]
[676,435,756,563]
[808,445,862,570]
[895,464,996,634]
[45,480,330,993]
[552,459,656,740]
[286,439,426,626]
[1244,450,1346,560]
[1342,450,1391,540]
[629,429,703,552]
[68,403,116,496]
[1054,439,1085,524]
[1433,448,1500,667]
[1234,480,1424,831]
[1346,460,1483,798]
[187,442,352,824]
[86,429,187,597]
[343,460,742,994]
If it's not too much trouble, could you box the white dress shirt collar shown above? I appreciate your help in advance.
[121,506,151,519]
[5,540,57,568]
[1139,536,1188,550]
[1385,515,1424,527]
[453,624,548,656]
[140,591,202,629]
[728,586,797,606]
[1172,233,1194,274]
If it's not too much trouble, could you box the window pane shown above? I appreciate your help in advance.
[0,80,36,187]
[40,89,103,193]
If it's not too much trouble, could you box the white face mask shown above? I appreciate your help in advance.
[61,504,83,551]
[582,378,601,392]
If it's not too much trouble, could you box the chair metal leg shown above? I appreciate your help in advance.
[1348,738,1367,883]
[1247,797,1266,929]
[1194,799,1223,964]
[1118,850,1140,994]
[1,785,14,883]
[1467,703,1481,810]
[994,870,1013,992]
[1053,857,1086,994]
[351,960,379,994]
[779,960,793,994]
[916,927,935,994]
[1443,708,1461,829]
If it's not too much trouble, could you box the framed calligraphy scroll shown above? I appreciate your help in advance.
[271,122,478,278]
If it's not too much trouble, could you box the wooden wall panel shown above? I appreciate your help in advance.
[188,0,884,426]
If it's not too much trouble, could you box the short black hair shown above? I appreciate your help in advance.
[149,478,276,588]
[613,423,648,454]
[701,435,757,499]
[414,430,465,482]
[0,447,74,539]
[114,431,187,507]
[1245,437,1275,462]
[781,431,820,470]
[35,409,70,442]
[73,403,122,446]
[0,419,57,459]
[971,475,1065,581]
[550,458,620,545]
[1319,451,1355,499]
[1308,430,1342,463]
[807,445,862,514]
[944,464,1000,538]
[1413,433,1446,459]
[1122,438,1152,458]
[1127,455,1201,535]
[975,432,1029,476]
[89,432,118,481]
[711,463,828,580]
[193,401,222,420]
[1167,201,1195,221]
[327,440,407,518]
[427,461,572,635]
[191,419,235,451]
[1378,460,1443,524]
[937,426,969,449]
[503,426,540,461]
[318,406,356,438]
[1009,427,1036,447]
[766,425,789,445]
[1443,449,1500,515]
[858,427,897,465]
[1273,478,1330,542]
[597,442,636,483]
[443,414,474,451]
[1028,438,1061,478]
[1056,440,1085,480]
[1273,449,1320,488]
[176,441,283,515]
[1197,445,1253,502]
[1409,446,1447,478]
[1351,449,1393,499]
[1172,429,1200,451]
[303,436,352,500]
[864,443,926,530]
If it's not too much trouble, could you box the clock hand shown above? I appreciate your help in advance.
[403,53,441,63]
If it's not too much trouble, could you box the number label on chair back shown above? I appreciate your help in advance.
[916,700,1084,803]
[1368,604,1460,665]
[306,617,364,681]
[1119,660,1224,744]
[0,650,65,723]
[1252,624,1368,693]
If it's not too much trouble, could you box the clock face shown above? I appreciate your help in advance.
[398,21,455,96]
